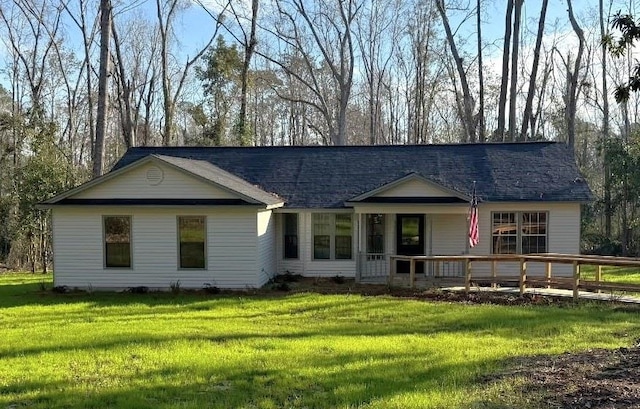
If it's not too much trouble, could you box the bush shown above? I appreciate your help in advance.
[170,281,181,295]
[272,282,291,292]
[582,233,623,256]
[128,286,149,294]
[332,275,346,284]
[203,283,220,294]
[274,271,302,283]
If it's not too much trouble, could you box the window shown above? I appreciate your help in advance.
[492,211,547,254]
[367,214,385,254]
[283,213,299,259]
[335,214,352,259]
[521,212,547,254]
[492,212,517,254]
[104,216,131,268]
[312,213,353,260]
[313,214,331,259]
[178,216,206,269]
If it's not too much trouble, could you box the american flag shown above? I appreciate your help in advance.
[468,185,479,248]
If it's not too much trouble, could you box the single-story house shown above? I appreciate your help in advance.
[40,142,592,290]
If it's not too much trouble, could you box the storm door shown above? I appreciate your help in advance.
[396,214,425,274]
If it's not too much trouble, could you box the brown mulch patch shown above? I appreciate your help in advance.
[485,345,640,409]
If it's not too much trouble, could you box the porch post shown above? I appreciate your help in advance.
[409,258,416,288]
[519,258,527,296]
[572,261,580,301]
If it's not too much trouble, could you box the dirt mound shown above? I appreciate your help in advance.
[487,344,640,408]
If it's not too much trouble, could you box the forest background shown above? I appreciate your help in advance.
[0,0,636,272]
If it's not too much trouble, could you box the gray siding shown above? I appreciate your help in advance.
[73,162,238,199]
[376,178,454,197]
[256,210,276,286]
[431,214,467,255]
[52,206,259,289]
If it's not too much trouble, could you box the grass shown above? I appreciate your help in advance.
[579,264,640,284]
[0,273,639,408]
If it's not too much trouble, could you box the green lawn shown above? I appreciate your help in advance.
[579,264,640,284]
[0,273,639,409]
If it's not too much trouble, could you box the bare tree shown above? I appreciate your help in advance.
[600,0,611,238]
[0,1,63,119]
[93,0,112,177]
[565,0,585,151]
[355,0,402,145]
[476,0,484,142]
[520,0,549,141]
[495,0,513,140]
[265,0,361,145]
[507,0,523,141]
[436,0,477,143]
[156,0,225,146]
[111,21,134,148]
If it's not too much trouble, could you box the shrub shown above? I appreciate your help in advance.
[170,281,181,295]
[203,282,220,294]
[332,275,346,284]
[128,286,149,294]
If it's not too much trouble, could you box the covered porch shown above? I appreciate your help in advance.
[353,205,470,283]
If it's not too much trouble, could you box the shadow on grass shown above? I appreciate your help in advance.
[0,349,507,409]
[2,278,640,408]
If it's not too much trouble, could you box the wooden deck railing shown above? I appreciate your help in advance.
[388,254,640,300]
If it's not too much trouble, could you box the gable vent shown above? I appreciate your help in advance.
[146,166,164,186]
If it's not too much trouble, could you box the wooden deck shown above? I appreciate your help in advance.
[382,254,640,301]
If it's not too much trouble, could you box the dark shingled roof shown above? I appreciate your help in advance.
[112,142,592,208]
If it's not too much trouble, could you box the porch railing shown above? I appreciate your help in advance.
[356,252,390,282]
[357,253,465,282]
[387,253,640,301]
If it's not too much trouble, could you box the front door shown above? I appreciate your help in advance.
[396,214,425,274]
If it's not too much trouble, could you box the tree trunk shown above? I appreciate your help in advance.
[111,21,134,148]
[496,0,513,140]
[520,0,548,141]
[436,0,476,143]
[237,0,259,146]
[476,0,484,142]
[600,0,612,238]
[566,0,584,152]
[508,0,523,142]
[93,0,112,177]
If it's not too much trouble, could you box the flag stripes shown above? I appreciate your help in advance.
[469,186,479,248]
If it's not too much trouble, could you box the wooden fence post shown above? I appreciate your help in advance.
[545,262,552,289]
[409,258,416,289]
[519,258,527,296]
[572,261,580,301]
[465,259,472,293]
[389,257,396,286]
[491,260,497,289]
[596,265,602,294]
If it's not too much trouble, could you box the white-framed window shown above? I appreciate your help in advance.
[178,216,206,269]
[283,213,299,259]
[312,213,353,260]
[366,214,385,254]
[104,216,132,268]
[492,211,548,254]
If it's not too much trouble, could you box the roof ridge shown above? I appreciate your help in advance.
[128,141,559,151]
